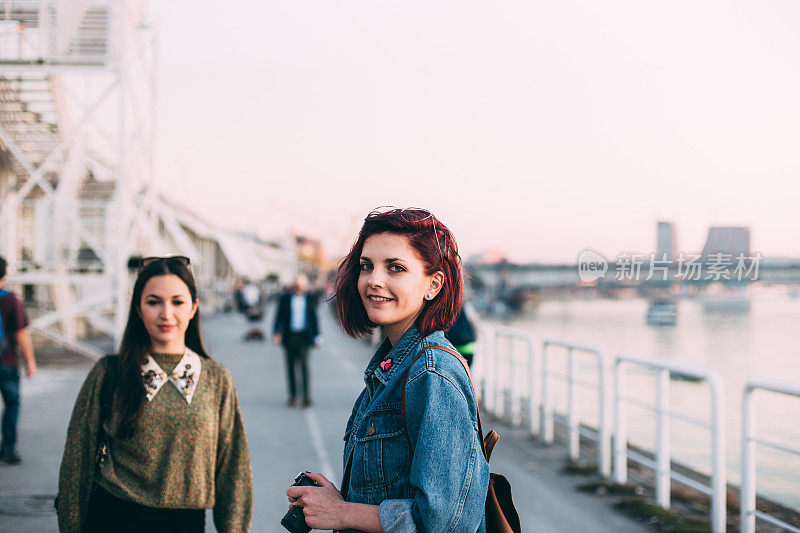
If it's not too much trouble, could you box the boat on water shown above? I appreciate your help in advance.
[646,298,678,326]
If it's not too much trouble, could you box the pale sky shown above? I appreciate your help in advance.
[150,1,800,263]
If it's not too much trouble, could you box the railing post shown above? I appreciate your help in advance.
[598,351,611,478]
[540,341,553,444]
[508,335,517,423]
[568,347,579,461]
[528,334,539,437]
[710,375,726,533]
[655,368,670,509]
[39,0,48,58]
[494,330,502,417]
[483,324,495,415]
[741,383,756,533]
[613,359,627,484]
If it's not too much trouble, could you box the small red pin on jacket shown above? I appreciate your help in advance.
[379,358,392,371]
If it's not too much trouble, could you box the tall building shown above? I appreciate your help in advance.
[656,222,676,261]
[701,227,750,260]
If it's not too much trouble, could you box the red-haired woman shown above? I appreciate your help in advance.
[287,208,489,532]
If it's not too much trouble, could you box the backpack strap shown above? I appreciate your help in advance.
[0,289,12,350]
[401,345,495,463]
[0,289,9,322]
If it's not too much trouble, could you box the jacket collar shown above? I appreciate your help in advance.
[364,326,423,386]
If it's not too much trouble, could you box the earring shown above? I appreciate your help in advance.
[426,293,432,299]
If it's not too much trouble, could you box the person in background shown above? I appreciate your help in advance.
[444,304,477,367]
[273,273,321,407]
[240,279,265,322]
[0,256,37,465]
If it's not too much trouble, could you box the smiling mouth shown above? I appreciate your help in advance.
[368,296,395,303]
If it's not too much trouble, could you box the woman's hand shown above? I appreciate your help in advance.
[286,472,346,531]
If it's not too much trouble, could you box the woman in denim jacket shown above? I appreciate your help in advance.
[287,208,489,532]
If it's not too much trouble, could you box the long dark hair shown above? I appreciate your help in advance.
[116,258,209,438]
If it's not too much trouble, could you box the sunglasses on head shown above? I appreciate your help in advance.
[370,206,433,221]
[369,206,446,259]
[140,256,191,269]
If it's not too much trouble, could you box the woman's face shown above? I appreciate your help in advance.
[139,274,198,353]
[357,233,443,344]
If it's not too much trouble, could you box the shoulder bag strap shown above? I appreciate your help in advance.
[401,345,492,461]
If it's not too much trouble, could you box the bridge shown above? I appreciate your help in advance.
[467,260,800,291]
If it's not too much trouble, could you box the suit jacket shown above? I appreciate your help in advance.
[273,292,320,346]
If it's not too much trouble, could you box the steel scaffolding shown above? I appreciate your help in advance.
[0,0,172,357]
[0,1,309,359]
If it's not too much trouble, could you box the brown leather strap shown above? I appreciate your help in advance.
[484,430,500,462]
[401,345,491,462]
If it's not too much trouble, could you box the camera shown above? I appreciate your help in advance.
[281,472,321,533]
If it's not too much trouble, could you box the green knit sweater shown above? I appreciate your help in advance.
[57,352,252,532]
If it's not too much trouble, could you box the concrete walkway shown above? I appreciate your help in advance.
[0,308,648,532]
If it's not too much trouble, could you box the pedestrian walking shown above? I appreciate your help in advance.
[285,207,490,532]
[56,256,252,532]
[272,273,321,407]
[0,256,37,465]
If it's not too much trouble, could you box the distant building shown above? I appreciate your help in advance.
[294,233,333,283]
[467,250,507,265]
[701,226,750,261]
[656,222,676,261]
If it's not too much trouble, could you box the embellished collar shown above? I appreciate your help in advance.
[141,349,202,404]
[364,326,423,386]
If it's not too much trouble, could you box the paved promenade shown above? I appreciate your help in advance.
[0,308,647,532]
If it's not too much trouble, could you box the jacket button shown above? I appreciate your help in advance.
[367,423,375,436]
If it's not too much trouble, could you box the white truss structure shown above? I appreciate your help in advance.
[0,1,303,359]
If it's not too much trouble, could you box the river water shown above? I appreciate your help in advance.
[483,288,800,510]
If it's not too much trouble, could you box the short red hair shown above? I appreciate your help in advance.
[335,208,463,339]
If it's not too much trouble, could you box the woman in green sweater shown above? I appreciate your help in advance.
[57,256,252,532]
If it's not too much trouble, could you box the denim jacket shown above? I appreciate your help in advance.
[341,326,489,533]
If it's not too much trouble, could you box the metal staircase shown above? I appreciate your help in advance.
[1,2,306,358]
[0,74,60,181]
[0,0,159,357]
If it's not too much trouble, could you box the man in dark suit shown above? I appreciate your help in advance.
[272,274,321,407]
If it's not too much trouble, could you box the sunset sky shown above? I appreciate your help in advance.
[150,1,800,263]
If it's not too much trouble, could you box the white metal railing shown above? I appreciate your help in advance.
[477,322,800,532]
[613,354,726,533]
[741,378,800,533]
[478,324,538,430]
[0,0,114,65]
[541,339,611,477]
